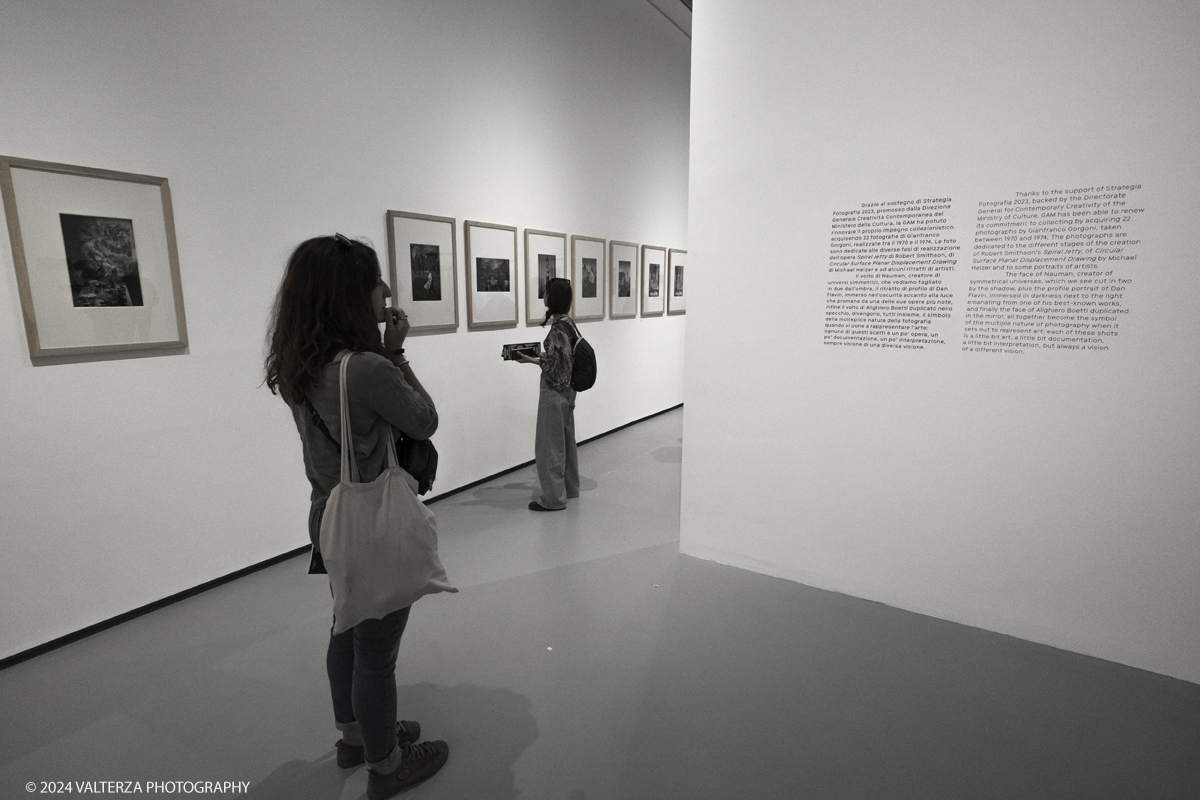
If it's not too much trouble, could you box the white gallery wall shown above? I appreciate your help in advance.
[682,0,1200,683]
[0,0,689,661]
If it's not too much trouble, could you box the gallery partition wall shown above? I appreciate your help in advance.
[682,0,1200,683]
[0,0,690,663]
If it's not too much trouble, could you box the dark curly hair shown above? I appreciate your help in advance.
[264,235,387,406]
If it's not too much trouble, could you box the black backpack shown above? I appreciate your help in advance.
[560,318,596,391]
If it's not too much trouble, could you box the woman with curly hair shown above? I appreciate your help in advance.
[265,234,449,798]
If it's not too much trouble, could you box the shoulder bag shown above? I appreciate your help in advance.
[319,354,456,634]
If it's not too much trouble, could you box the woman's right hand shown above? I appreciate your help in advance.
[383,306,410,351]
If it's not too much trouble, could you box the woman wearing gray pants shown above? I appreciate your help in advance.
[518,277,579,510]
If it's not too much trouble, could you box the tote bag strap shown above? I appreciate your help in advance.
[337,353,400,485]
[337,355,358,484]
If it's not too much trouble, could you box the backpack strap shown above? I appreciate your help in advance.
[556,316,582,349]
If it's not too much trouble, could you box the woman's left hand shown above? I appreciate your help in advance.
[383,307,410,351]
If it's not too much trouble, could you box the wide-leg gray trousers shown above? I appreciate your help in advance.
[535,378,579,509]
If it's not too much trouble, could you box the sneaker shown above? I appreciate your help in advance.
[336,720,421,768]
[367,740,449,800]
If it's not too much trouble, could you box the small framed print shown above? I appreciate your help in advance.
[524,228,567,324]
[0,156,187,358]
[640,244,666,317]
[386,210,458,334]
[609,240,638,319]
[667,248,686,315]
[464,220,518,329]
[571,235,605,321]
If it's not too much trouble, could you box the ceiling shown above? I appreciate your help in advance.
[647,0,691,37]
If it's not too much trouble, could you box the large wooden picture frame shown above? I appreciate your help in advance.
[0,156,187,358]
[524,228,567,325]
[386,210,459,334]
[571,235,606,321]
[667,248,687,316]
[609,240,639,319]
[464,220,518,329]
[640,244,667,317]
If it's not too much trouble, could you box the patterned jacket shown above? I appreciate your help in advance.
[540,315,575,391]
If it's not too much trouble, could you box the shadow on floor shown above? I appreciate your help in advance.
[249,682,536,800]
[456,482,539,510]
[247,752,351,800]
[453,477,600,511]
[397,682,537,799]
[651,445,682,463]
[617,555,1200,800]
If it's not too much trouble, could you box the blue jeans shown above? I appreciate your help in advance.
[326,606,412,765]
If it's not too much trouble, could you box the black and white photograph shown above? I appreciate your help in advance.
[667,248,686,315]
[476,257,510,292]
[409,243,441,302]
[387,210,459,333]
[59,213,143,307]
[641,244,666,317]
[609,241,638,319]
[4,8,1200,800]
[538,253,556,299]
[524,229,568,324]
[570,234,605,320]
[465,219,518,328]
[0,156,187,357]
[581,257,597,298]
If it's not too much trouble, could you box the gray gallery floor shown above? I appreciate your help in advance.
[2,407,1198,799]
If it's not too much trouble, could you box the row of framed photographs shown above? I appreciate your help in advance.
[0,152,683,358]
[389,210,686,334]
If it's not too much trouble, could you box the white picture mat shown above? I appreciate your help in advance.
[610,242,638,318]
[667,249,686,314]
[641,245,666,316]
[572,237,605,320]
[524,231,566,324]
[12,167,179,350]
[390,214,457,330]
[466,223,517,326]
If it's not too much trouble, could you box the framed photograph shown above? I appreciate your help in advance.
[0,156,187,358]
[386,210,459,334]
[640,244,667,317]
[667,248,687,315]
[571,235,606,321]
[524,228,567,325]
[464,220,518,329]
[609,240,639,319]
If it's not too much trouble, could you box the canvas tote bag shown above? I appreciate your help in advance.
[319,354,456,634]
